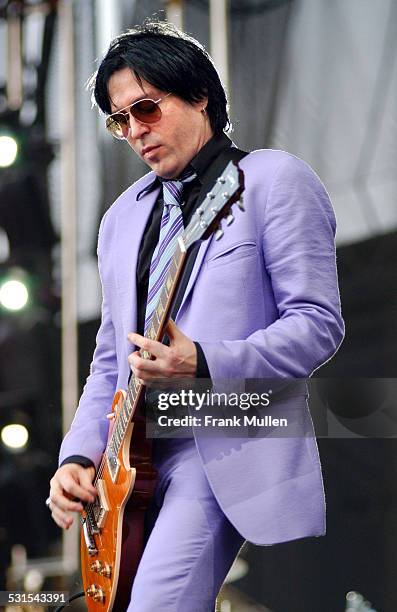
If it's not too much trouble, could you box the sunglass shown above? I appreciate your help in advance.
[105,93,172,140]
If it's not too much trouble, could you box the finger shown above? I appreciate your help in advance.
[165,319,182,342]
[48,479,82,512]
[78,468,97,497]
[49,485,84,513]
[128,333,168,359]
[129,353,171,382]
[53,473,95,505]
[129,352,162,373]
[50,504,74,530]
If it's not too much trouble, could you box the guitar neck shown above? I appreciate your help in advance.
[107,238,188,461]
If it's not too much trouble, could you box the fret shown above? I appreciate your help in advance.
[170,258,177,282]
[130,376,138,394]
[159,285,170,311]
[127,387,135,414]
[115,422,123,447]
[165,257,175,280]
[123,407,130,430]
[115,411,125,436]
[152,309,160,331]
[120,404,128,428]
[123,395,131,418]
[112,424,121,449]
[156,295,164,318]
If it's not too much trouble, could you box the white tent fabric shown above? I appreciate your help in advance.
[267,0,397,246]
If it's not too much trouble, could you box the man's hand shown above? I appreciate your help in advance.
[128,319,197,384]
[48,464,97,529]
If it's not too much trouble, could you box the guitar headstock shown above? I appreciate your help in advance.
[182,161,245,250]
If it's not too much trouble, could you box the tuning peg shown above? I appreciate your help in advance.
[237,197,245,211]
[225,213,234,226]
[215,227,224,240]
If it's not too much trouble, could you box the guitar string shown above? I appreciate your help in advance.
[84,375,142,523]
[85,227,190,517]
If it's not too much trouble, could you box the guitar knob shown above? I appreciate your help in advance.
[215,228,224,241]
[86,585,105,603]
[90,560,102,573]
[99,562,112,578]
[225,213,234,226]
[93,588,105,603]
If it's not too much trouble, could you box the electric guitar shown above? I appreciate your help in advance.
[80,160,245,611]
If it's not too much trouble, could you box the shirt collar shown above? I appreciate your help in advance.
[136,132,233,201]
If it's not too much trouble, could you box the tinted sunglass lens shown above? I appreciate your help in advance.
[106,98,164,138]
[106,114,129,139]
[131,100,162,123]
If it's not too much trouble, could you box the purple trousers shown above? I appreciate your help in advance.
[127,437,246,611]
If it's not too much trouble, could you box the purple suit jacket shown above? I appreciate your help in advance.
[59,149,344,545]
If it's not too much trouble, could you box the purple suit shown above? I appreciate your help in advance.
[59,148,344,545]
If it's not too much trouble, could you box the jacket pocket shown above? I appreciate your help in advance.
[205,240,258,269]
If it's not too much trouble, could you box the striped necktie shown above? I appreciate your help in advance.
[144,168,197,334]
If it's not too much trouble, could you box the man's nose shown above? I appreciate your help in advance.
[127,114,150,140]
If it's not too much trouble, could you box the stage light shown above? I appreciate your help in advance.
[1,423,29,450]
[0,278,29,310]
[0,135,18,168]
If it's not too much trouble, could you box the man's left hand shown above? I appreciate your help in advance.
[128,319,197,383]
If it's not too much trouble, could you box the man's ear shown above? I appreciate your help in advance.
[193,96,208,113]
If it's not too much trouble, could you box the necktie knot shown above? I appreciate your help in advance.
[161,169,197,208]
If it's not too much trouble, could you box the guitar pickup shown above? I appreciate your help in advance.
[81,516,98,556]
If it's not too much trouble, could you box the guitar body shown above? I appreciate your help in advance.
[80,390,157,611]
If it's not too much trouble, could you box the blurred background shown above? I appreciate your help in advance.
[0,0,396,610]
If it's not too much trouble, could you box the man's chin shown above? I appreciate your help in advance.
[150,164,181,180]
[142,155,183,180]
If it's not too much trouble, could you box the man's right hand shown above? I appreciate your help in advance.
[48,464,97,530]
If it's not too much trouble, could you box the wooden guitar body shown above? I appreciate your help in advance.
[80,390,157,611]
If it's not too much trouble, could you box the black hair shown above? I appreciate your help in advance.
[89,20,230,134]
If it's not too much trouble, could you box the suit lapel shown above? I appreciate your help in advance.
[175,236,214,321]
[117,183,160,341]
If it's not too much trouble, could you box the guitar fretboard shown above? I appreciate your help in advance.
[106,238,187,462]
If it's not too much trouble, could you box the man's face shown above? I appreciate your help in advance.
[107,67,213,179]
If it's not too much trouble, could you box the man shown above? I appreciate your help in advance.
[48,21,344,611]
